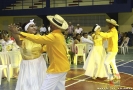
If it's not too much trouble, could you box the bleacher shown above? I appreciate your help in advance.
[2,0,113,10]
[0,0,132,16]
[0,0,130,10]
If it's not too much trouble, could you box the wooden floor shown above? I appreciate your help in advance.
[65,69,133,90]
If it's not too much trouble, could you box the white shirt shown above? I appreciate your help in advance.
[1,39,14,51]
[75,28,83,34]
[81,36,93,52]
[1,39,13,45]
[0,39,3,44]
[88,35,93,41]
[81,36,93,44]
[40,27,47,33]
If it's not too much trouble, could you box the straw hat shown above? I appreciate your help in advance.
[47,14,68,30]
[106,19,119,26]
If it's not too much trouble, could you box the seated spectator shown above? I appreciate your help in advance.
[70,33,82,63]
[81,33,93,55]
[120,32,130,47]
[118,31,123,46]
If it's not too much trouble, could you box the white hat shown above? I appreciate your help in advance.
[106,19,119,26]
[94,24,101,31]
[25,19,35,31]
[47,14,68,30]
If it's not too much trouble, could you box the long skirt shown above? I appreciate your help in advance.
[83,46,107,78]
[15,55,47,90]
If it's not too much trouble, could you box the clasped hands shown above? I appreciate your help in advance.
[8,24,20,34]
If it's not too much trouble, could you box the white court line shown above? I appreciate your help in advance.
[65,80,80,88]
[122,66,133,68]
[120,72,133,77]
[117,60,133,67]
[65,77,90,88]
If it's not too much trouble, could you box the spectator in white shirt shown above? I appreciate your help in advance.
[75,24,83,34]
[81,33,93,44]
[81,33,93,54]
[40,24,47,35]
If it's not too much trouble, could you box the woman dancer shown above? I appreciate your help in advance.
[9,19,47,90]
[83,24,107,79]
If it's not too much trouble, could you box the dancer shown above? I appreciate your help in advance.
[83,24,107,79]
[9,14,70,90]
[99,19,120,81]
[9,19,47,90]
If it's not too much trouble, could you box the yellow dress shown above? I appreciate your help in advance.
[20,38,42,60]
[83,34,107,78]
[15,38,47,90]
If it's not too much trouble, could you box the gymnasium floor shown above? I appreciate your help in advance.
[0,48,133,90]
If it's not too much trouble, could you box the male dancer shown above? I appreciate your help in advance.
[99,19,120,82]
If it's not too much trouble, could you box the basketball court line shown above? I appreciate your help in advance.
[66,60,133,88]
[65,77,90,87]
[65,80,81,88]
[120,72,133,77]
[117,60,133,67]
[122,66,133,68]
[66,74,84,81]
